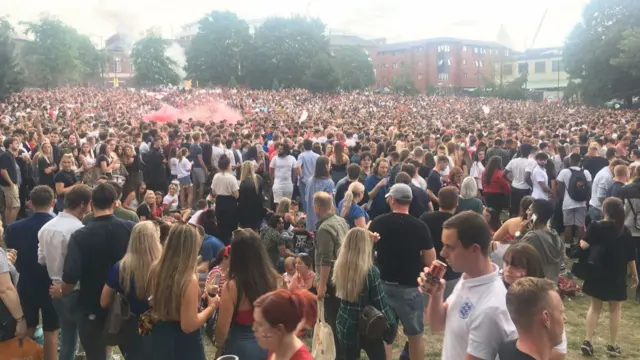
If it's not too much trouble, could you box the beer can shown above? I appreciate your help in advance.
[426,260,448,294]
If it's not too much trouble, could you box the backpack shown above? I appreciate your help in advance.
[567,169,589,202]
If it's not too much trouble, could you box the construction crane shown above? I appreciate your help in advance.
[529,8,549,49]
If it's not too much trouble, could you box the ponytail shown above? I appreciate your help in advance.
[341,190,355,218]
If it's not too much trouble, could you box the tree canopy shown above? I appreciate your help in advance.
[131,32,181,87]
[0,18,23,101]
[564,0,640,105]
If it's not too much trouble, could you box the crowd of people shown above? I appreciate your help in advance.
[0,86,639,360]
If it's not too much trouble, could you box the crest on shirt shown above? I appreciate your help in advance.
[459,298,474,319]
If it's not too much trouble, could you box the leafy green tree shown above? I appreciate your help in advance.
[389,71,418,94]
[186,11,251,86]
[330,46,375,91]
[245,16,329,89]
[303,53,340,93]
[74,34,103,85]
[564,0,640,105]
[611,28,640,77]
[21,17,82,88]
[131,32,181,87]
[0,18,23,101]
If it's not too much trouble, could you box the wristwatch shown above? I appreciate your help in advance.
[514,231,522,240]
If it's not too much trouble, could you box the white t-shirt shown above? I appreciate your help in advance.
[505,157,536,190]
[270,155,297,184]
[177,158,192,179]
[412,176,427,191]
[531,165,549,200]
[442,264,517,360]
[211,145,225,168]
[169,157,178,176]
[163,193,179,211]
[211,172,239,196]
[556,167,592,210]
[470,161,485,190]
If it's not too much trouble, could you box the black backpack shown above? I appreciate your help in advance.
[567,169,589,202]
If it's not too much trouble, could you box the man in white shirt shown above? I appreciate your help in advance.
[211,137,225,171]
[556,153,592,245]
[38,185,92,360]
[421,211,517,360]
[531,152,552,200]
[503,144,536,217]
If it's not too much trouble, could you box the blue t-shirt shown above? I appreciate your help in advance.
[200,234,224,262]
[337,200,370,228]
[106,262,151,316]
[364,174,389,218]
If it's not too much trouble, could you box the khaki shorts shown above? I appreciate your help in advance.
[0,184,20,209]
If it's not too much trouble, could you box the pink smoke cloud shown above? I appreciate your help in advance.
[144,101,243,124]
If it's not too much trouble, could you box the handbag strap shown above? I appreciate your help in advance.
[358,269,372,310]
[317,298,325,323]
[627,198,638,218]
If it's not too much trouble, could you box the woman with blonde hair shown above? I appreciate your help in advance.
[333,228,396,359]
[136,190,158,221]
[238,160,265,230]
[54,153,79,211]
[276,198,297,231]
[36,141,57,189]
[100,221,162,358]
[148,223,219,359]
[337,182,369,229]
[456,177,482,214]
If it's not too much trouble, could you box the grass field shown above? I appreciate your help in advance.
[201,287,640,359]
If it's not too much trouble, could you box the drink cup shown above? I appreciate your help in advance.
[426,260,447,294]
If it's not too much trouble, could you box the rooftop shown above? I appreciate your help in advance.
[379,37,506,52]
[513,47,563,60]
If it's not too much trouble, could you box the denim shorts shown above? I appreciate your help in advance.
[380,282,425,336]
[178,176,192,186]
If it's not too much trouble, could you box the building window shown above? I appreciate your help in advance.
[114,56,122,73]
[552,60,564,72]
[447,59,451,66]
[473,47,479,54]
[438,72,449,80]
[475,60,484,68]
[463,73,468,79]
[418,74,423,80]
[518,63,529,74]
[463,60,467,65]
[505,49,510,56]
[438,45,451,53]
[535,61,546,73]
[385,64,389,68]
[462,46,467,52]
[392,63,398,69]
[502,64,513,75]
[400,61,405,68]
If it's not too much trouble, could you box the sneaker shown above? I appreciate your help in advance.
[606,344,621,357]
[581,340,594,356]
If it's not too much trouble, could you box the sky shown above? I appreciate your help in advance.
[0,0,588,51]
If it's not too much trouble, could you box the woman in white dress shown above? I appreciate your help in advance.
[269,143,298,209]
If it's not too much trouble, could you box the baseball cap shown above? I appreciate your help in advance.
[385,184,413,202]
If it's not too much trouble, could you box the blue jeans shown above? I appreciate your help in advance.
[299,181,308,212]
[380,283,425,336]
[588,206,603,223]
[52,292,79,360]
[222,323,268,360]
[150,321,206,360]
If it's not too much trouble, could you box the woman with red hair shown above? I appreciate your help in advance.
[253,289,317,359]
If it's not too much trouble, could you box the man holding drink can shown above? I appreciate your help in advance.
[419,211,517,360]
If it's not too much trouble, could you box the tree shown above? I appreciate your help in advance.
[564,0,640,105]
[330,46,375,91]
[611,28,640,77]
[21,17,82,88]
[0,18,23,101]
[245,16,329,90]
[228,76,238,88]
[131,32,181,87]
[389,71,418,94]
[303,53,340,93]
[185,11,251,86]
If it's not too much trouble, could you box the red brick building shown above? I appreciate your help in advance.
[103,34,135,87]
[373,37,511,93]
